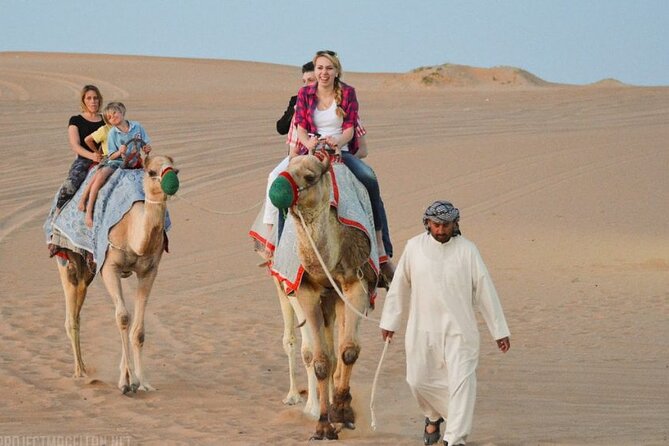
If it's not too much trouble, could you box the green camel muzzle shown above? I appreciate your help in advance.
[160,167,180,195]
[269,172,299,209]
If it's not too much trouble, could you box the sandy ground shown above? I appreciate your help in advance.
[0,52,667,445]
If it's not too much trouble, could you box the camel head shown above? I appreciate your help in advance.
[269,152,330,211]
[143,154,180,201]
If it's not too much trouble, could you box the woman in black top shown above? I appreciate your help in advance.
[55,85,104,210]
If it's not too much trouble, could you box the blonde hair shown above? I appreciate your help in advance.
[313,51,346,118]
[103,101,126,117]
[79,85,103,113]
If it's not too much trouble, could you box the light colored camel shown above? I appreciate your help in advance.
[270,152,377,440]
[57,154,179,393]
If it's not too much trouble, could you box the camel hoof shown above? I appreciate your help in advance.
[282,393,302,405]
[121,385,131,394]
[309,431,338,441]
[130,383,139,393]
[138,383,156,392]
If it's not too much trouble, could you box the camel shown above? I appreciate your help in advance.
[269,152,377,440]
[55,154,179,393]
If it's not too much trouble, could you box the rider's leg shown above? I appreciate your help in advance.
[341,153,394,278]
[56,158,93,210]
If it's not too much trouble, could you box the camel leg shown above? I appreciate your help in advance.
[129,268,159,392]
[322,294,337,405]
[57,258,88,377]
[275,278,302,406]
[330,280,367,429]
[288,291,320,419]
[100,264,136,393]
[299,324,320,419]
[300,287,338,441]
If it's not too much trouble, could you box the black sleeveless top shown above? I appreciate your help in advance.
[69,114,103,159]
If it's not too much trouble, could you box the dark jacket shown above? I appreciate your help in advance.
[276,95,297,135]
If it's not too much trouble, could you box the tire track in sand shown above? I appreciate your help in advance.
[0,68,129,103]
[0,78,30,100]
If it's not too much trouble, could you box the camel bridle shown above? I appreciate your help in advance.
[145,163,177,204]
[279,163,330,209]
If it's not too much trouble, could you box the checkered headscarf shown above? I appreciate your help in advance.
[423,200,461,234]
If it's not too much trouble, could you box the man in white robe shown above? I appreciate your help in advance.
[379,200,510,446]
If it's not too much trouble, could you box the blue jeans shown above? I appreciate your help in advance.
[341,152,393,258]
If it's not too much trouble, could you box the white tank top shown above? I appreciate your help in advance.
[313,101,348,151]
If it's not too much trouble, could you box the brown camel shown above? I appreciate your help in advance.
[271,152,377,440]
[56,154,178,393]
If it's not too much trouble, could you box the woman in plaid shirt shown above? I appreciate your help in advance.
[294,50,395,282]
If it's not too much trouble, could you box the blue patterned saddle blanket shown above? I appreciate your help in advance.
[43,167,171,273]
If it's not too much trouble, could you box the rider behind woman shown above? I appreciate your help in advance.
[294,50,395,281]
[55,85,105,211]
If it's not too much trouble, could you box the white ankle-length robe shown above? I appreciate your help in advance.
[379,233,510,445]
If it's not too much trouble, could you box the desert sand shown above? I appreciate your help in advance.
[0,52,667,445]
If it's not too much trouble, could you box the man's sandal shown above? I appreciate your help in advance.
[424,417,444,445]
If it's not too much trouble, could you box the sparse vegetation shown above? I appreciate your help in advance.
[412,66,432,73]
[421,70,443,85]
[412,63,449,73]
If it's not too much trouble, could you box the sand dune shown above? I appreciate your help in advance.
[0,52,667,445]
[390,63,552,88]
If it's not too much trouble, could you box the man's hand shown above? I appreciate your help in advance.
[381,329,394,342]
[496,337,510,353]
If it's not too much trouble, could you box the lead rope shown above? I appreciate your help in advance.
[370,337,391,430]
[294,208,390,430]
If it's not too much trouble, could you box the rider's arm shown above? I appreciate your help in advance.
[327,127,353,151]
[69,124,101,162]
[83,133,100,154]
[355,135,368,159]
[296,125,318,154]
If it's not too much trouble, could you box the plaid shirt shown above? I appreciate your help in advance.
[293,81,361,155]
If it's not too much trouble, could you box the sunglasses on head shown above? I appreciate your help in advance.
[316,50,337,56]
